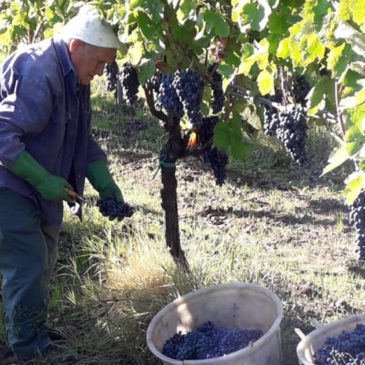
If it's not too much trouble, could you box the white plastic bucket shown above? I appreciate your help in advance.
[146,282,283,365]
[296,314,365,365]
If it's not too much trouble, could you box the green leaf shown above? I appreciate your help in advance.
[355,89,365,106]
[136,12,160,39]
[307,76,330,115]
[343,172,364,205]
[339,0,365,32]
[214,123,230,151]
[345,104,365,129]
[231,138,250,160]
[321,145,350,176]
[334,21,365,58]
[268,7,290,35]
[345,125,364,142]
[243,1,272,32]
[129,0,164,23]
[172,19,196,44]
[203,10,230,37]
[277,38,291,58]
[346,141,363,156]
[257,69,274,95]
[327,43,347,79]
[138,58,155,84]
[129,41,144,65]
[177,0,196,23]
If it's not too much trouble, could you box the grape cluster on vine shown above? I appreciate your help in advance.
[262,93,283,137]
[104,60,119,92]
[293,75,311,106]
[172,68,204,127]
[276,106,308,165]
[97,198,135,222]
[262,89,307,165]
[119,63,140,105]
[156,74,184,118]
[315,323,365,365]
[349,191,365,260]
[162,321,263,361]
[196,117,228,186]
[208,147,229,186]
[207,63,225,114]
[198,116,218,163]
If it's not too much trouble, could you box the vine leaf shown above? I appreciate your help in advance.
[327,43,347,79]
[257,69,274,95]
[345,104,365,129]
[138,58,155,85]
[214,123,230,151]
[203,10,230,37]
[339,0,365,32]
[321,145,349,176]
[343,172,364,205]
[307,76,330,115]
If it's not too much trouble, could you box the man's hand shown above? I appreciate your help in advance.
[9,151,75,202]
[86,160,123,202]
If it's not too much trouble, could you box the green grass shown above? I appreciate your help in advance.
[0,77,362,364]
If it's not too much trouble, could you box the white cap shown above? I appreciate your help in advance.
[59,5,121,49]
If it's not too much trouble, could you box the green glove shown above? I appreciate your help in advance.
[86,160,123,202]
[9,151,75,202]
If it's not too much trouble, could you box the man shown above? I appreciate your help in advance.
[0,5,124,363]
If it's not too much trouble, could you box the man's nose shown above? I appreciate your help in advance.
[95,64,105,76]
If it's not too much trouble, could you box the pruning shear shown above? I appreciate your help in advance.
[65,188,87,203]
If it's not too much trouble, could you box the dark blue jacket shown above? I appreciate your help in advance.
[0,37,106,226]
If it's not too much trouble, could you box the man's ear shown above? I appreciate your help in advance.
[68,39,84,53]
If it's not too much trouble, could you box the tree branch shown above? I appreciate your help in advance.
[142,84,168,124]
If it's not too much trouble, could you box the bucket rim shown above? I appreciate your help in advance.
[296,313,365,365]
[146,282,283,365]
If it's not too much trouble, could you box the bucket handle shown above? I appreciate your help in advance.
[294,328,315,364]
[294,328,307,341]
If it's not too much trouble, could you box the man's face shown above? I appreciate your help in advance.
[69,40,117,85]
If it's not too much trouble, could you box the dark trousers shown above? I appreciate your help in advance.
[0,188,59,360]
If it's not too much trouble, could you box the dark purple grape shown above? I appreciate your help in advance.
[96,198,135,222]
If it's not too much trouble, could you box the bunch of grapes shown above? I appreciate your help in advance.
[275,106,308,165]
[208,147,229,186]
[119,63,140,105]
[97,198,135,222]
[293,75,311,106]
[162,321,263,361]
[156,74,184,118]
[262,93,283,137]
[172,68,204,127]
[315,323,365,365]
[349,191,365,260]
[197,116,218,162]
[104,61,119,92]
[207,63,225,114]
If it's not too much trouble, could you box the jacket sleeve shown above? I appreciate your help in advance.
[0,58,53,167]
